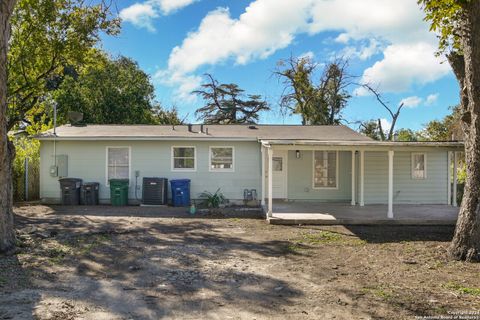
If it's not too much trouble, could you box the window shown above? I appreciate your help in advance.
[210,147,234,171]
[107,147,130,183]
[313,151,338,188]
[272,157,283,171]
[172,147,196,171]
[412,153,427,179]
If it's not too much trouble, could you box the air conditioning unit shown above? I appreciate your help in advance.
[142,177,168,205]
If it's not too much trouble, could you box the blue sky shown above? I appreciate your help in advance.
[101,0,460,131]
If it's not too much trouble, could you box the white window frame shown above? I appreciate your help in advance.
[171,146,197,172]
[411,152,427,180]
[209,146,235,172]
[105,146,131,186]
[312,150,339,190]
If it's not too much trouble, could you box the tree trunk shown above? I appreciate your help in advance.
[448,0,480,262]
[0,0,16,253]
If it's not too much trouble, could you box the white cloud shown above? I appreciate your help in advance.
[425,93,439,106]
[358,42,450,93]
[159,0,451,101]
[380,118,392,131]
[119,3,158,31]
[120,0,197,31]
[400,96,422,108]
[299,51,315,60]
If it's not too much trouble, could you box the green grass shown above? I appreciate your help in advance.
[444,282,480,296]
[361,286,393,301]
[298,231,366,246]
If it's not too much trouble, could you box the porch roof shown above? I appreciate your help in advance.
[261,139,464,150]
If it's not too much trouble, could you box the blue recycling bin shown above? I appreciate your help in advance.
[170,179,191,207]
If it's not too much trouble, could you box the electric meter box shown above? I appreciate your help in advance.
[50,155,68,178]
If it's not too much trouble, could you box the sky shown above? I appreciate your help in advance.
[100,0,460,131]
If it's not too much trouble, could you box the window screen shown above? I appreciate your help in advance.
[107,147,129,181]
[210,147,233,170]
[173,147,195,170]
[314,151,337,188]
[412,153,426,179]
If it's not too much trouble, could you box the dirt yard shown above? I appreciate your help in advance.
[1,205,479,320]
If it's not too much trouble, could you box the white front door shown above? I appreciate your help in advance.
[267,150,287,199]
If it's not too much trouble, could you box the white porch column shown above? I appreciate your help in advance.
[388,150,394,219]
[447,151,452,205]
[261,145,266,206]
[453,151,458,207]
[267,147,273,218]
[359,150,365,206]
[351,150,356,205]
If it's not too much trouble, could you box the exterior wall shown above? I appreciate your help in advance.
[40,140,261,204]
[364,150,448,204]
[287,150,352,201]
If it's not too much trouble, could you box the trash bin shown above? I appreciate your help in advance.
[81,182,99,205]
[109,179,129,206]
[170,179,191,207]
[59,178,82,205]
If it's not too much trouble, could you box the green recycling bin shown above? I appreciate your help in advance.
[109,179,129,206]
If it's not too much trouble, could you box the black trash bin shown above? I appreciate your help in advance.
[81,182,99,205]
[59,178,82,205]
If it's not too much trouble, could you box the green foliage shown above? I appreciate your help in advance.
[395,128,418,142]
[418,0,464,54]
[199,188,227,208]
[54,52,178,125]
[193,74,269,124]
[276,56,351,125]
[359,120,383,140]
[7,0,120,130]
[444,282,480,296]
[417,105,462,141]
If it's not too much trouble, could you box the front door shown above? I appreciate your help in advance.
[267,150,287,199]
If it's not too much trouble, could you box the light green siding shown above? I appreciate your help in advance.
[287,150,352,201]
[40,140,261,204]
[364,151,448,204]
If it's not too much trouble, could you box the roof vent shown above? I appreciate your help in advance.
[188,124,193,132]
[248,125,257,130]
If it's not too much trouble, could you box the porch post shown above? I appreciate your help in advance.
[267,146,273,218]
[351,150,356,206]
[453,151,458,207]
[388,150,394,219]
[261,145,266,206]
[447,151,452,205]
[359,150,365,206]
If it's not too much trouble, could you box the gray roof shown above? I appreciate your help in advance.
[36,124,373,141]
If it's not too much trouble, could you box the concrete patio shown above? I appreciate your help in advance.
[269,201,460,225]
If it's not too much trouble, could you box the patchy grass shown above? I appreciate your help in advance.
[361,285,393,301]
[47,245,72,265]
[298,231,366,246]
[444,282,480,296]
[0,275,6,286]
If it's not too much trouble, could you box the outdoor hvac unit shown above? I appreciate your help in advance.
[142,177,168,205]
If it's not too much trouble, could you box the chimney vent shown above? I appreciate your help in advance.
[200,124,204,133]
[188,124,193,132]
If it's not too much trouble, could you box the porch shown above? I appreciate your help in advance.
[268,201,459,225]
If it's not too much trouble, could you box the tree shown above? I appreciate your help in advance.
[360,84,405,141]
[193,74,269,124]
[54,52,179,125]
[1,0,119,253]
[358,120,383,140]
[8,0,120,130]
[419,0,480,261]
[395,128,418,142]
[0,0,17,253]
[418,106,463,141]
[275,56,352,125]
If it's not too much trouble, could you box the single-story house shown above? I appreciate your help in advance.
[36,124,464,220]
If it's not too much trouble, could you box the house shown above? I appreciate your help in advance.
[36,124,464,221]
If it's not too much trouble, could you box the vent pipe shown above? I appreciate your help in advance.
[188,124,193,132]
[200,124,204,133]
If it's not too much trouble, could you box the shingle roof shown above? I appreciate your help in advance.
[35,124,372,141]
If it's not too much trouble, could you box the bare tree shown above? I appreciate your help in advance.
[360,84,405,141]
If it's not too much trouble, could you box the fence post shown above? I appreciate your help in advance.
[24,157,29,201]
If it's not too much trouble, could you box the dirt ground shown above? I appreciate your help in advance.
[1,205,479,320]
